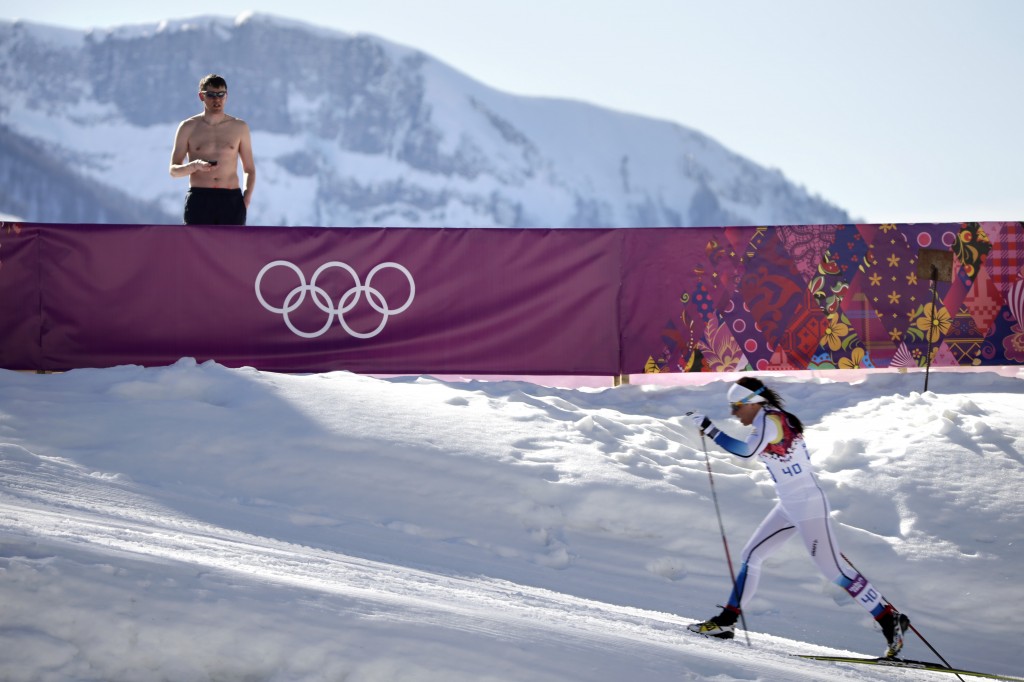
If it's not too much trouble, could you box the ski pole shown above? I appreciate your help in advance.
[841,552,963,681]
[700,430,751,647]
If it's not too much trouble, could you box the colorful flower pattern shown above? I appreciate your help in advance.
[1003,280,1024,363]
[650,221,1024,373]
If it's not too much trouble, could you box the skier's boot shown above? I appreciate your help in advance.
[876,605,910,658]
[687,606,739,640]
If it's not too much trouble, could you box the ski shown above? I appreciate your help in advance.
[794,654,1024,681]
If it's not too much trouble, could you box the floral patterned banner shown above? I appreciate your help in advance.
[636,222,1024,373]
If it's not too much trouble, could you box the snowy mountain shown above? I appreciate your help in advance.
[0,13,852,227]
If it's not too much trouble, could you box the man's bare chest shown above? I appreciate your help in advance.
[188,124,240,154]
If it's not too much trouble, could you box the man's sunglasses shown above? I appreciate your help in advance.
[730,402,746,413]
[202,91,227,99]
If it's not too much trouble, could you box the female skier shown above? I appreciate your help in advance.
[685,377,910,658]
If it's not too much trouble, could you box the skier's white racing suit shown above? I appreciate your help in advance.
[705,405,887,618]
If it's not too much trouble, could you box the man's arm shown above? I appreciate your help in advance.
[168,120,213,178]
[238,122,256,207]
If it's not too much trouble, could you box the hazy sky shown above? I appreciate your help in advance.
[3,0,1022,224]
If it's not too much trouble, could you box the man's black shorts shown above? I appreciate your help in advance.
[183,188,247,225]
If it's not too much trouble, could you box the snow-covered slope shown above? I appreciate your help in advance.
[0,13,851,227]
[1,362,1021,681]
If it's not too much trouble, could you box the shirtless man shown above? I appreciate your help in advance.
[169,74,255,225]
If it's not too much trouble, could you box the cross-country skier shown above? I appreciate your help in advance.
[685,377,910,658]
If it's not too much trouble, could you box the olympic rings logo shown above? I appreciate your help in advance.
[255,260,415,339]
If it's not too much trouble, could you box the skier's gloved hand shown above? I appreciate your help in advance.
[686,412,713,432]
[685,412,720,439]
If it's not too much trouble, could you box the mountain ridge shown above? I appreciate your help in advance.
[0,13,852,228]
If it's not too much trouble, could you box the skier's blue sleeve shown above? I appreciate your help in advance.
[708,428,757,457]
[706,412,774,458]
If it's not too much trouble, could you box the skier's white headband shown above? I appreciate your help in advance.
[726,383,766,405]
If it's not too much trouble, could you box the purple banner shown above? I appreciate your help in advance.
[1,224,621,374]
[0,222,42,369]
[2,222,1022,375]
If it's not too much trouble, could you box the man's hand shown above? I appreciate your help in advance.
[192,160,216,173]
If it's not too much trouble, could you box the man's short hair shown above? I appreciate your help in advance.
[199,74,227,91]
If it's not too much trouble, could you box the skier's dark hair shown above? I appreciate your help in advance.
[736,377,803,434]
